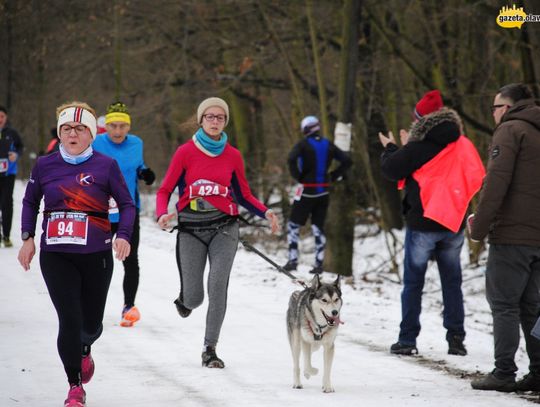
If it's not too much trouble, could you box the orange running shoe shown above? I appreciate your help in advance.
[120,305,140,327]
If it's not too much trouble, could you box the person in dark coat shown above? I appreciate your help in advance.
[379,90,484,357]
[470,83,540,392]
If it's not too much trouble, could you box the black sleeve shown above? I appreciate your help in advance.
[287,141,304,182]
[10,128,24,154]
[380,141,439,182]
[329,143,352,181]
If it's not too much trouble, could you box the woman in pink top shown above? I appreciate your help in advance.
[156,97,279,368]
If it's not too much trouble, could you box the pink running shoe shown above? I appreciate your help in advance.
[81,353,95,384]
[120,305,141,327]
[64,384,86,407]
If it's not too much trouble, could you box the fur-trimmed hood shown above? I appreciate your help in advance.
[408,107,463,143]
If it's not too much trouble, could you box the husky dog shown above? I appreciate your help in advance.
[286,275,343,393]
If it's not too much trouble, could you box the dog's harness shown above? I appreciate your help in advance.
[303,296,329,341]
[305,316,329,341]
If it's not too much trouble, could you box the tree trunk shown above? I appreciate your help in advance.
[113,0,122,100]
[306,0,330,136]
[520,24,539,99]
[326,0,361,277]
[4,0,14,109]
[35,0,45,155]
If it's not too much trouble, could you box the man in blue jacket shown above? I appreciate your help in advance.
[93,101,155,327]
[0,105,24,248]
[283,116,351,274]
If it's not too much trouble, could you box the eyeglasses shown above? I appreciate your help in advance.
[203,114,227,123]
[491,104,509,113]
[60,124,88,135]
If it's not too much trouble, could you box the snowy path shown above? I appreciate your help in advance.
[0,182,534,406]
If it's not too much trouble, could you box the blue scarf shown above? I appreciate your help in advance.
[193,128,228,157]
[59,144,93,165]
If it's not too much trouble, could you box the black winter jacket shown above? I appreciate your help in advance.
[380,108,463,231]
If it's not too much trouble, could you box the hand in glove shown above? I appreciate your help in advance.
[138,168,156,185]
[330,171,344,182]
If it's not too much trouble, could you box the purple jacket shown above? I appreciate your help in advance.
[21,151,136,253]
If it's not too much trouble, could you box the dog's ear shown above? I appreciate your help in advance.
[310,274,321,290]
[333,275,341,289]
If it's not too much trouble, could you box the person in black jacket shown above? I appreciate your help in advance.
[379,90,484,357]
[283,116,351,274]
[0,105,24,247]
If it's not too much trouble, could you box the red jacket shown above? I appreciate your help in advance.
[156,140,267,219]
[399,136,485,232]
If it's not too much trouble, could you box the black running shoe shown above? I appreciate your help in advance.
[515,372,540,392]
[282,260,298,272]
[390,342,418,355]
[448,335,467,356]
[174,298,191,318]
[471,371,515,392]
[202,346,225,368]
[309,265,323,274]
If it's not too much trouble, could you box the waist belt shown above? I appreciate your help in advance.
[302,183,330,187]
[43,210,109,220]
[176,215,236,232]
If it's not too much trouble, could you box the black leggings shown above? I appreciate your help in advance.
[111,211,140,307]
[0,174,15,238]
[40,250,113,384]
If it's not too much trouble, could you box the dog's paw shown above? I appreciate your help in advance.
[322,384,335,393]
[304,367,318,379]
[293,383,303,389]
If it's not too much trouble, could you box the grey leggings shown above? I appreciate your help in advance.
[175,220,239,347]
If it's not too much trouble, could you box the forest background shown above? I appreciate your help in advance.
[1,0,539,276]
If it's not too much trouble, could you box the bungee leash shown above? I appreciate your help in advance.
[238,239,308,289]
[163,213,308,289]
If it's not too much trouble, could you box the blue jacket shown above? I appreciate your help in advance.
[287,133,351,196]
[0,127,24,176]
[93,133,147,222]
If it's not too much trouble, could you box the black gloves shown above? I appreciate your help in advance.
[138,168,156,185]
[330,171,344,182]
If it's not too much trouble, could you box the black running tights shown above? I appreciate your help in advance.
[0,174,15,239]
[40,250,113,384]
[111,211,140,307]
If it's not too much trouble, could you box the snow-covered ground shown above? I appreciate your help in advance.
[1,181,536,406]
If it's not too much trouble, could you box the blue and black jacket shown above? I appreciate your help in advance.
[0,126,24,176]
[287,132,352,196]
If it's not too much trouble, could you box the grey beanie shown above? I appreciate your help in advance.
[197,97,229,126]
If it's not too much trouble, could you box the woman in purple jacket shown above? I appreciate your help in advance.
[17,101,135,407]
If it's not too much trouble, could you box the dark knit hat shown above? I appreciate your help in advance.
[414,90,443,119]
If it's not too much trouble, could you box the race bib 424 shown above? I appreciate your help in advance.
[188,180,228,199]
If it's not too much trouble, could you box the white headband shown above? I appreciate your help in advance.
[57,107,97,139]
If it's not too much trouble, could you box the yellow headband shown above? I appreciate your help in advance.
[105,112,131,125]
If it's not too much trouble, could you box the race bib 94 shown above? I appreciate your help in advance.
[188,179,228,199]
[46,212,89,245]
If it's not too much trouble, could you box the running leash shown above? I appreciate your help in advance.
[165,213,307,288]
[239,239,308,289]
